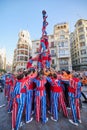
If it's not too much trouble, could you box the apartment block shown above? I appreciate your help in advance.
[12,30,32,72]
[54,23,72,71]
[70,19,87,70]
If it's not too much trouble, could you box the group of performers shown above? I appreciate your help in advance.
[4,68,82,130]
[2,10,83,130]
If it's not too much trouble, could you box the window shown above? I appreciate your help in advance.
[59,42,64,47]
[81,49,86,55]
[25,57,28,61]
[60,30,65,35]
[20,56,24,60]
[59,59,68,65]
[51,42,54,47]
[64,41,68,47]
[60,42,64,47]
[59,50,65,55]
[60,66,68,71]
[21,63,23,66]
[60,35,65,39]
[21,32,24,37]
[59,41,68,47]
[25,51,28,55]
[17,51,19,55]
[36,43,39,45]
[78,59,80,64]
[57,26,60,29]
[64,25,66,28]
[20,51,24,54]
[51,35,54,38]
[36,48,39,53]
[78,21,82,26]
[61,26,63,29]
[51,50,55,55]
[81,58,87,63]
[76,60,77,64]
[17,56,20,61]
[61,42,64,47]
[79,34,85,40]
[78,27,84,33]
[18,44,24,49]
[75,53,77,57]
[80,42,85,47]
[59,50,69,56]
[76,38,78,42]
[25,45,28,49]
[52,59,55,64]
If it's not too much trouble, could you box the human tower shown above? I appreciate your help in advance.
[27,10,51,70]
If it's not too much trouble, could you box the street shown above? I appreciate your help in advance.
[0,89,87,130]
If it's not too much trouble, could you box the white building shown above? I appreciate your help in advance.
[70,19,87,70]
[0,48,6,70]
[12,30,32,72]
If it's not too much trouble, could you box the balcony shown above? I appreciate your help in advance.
[58,54,70,58]
[51,64,56,68]
[50,45,56,48]
[51,53,56,57]
[59,63,68,66]
[35,51,39,54]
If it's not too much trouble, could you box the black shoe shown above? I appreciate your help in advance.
[82,100,87,103]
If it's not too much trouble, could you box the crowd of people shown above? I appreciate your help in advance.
[2,68,87,130]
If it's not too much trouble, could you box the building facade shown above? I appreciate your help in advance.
[32,23,72,71]
[0,48,6,70]
[12,30,32,72]
[54,23,72,71]
[70,19,87,70]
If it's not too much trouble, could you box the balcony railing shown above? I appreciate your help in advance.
[59,63,68,65]
[51,64,56,68]
[50,45,56,48]
[35,51,39,54]
[51,53,56,57]
[57,54,70,58]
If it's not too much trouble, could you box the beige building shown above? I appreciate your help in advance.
[32,23,72,71]
[0,48,6,70]
[54,23,72,71]
[70,19,87,70]
[12,30,32,72]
